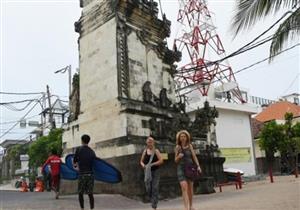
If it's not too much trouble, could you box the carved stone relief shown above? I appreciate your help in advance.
[116,17,131,98]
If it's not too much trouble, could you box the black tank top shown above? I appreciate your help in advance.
[143,150,159,171]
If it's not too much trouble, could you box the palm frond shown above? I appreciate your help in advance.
[269,7,300,61]
[231,0,296,34]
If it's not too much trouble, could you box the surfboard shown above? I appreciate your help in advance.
[65,154,122,183]
[43,163,78,180]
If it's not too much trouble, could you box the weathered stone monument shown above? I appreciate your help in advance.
[63,0,225,199]
[63,0,183,199]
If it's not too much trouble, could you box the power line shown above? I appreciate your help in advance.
[51,95,69,103]
[175,12,298,75]
[281,73,300,96]
[176,27,297,76]
[220,7,298,64]
[0,91,44,95]
[15,133,33,141]
[230,11,292,59]
[176,43,300,95]
[0,96,43,111]
[0,131,32,135]
[0,99,39,105]
[1,100,36,112]
[0,95,66,112]
[0,98,42,140]
[233,43,300,75]
[0,95,69,138]
[0,114,40,125]
[14,122,53,142]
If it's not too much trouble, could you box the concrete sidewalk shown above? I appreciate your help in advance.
[0,175,299,210]
[0,183,17,191]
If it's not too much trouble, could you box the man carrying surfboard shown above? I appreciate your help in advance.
[73,134,96,210]
[41,148,62,199]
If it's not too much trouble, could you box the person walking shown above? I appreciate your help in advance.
[41,148,62,199]
[73,134,96,210]
[175,130,202,210]
[140,136,163,210]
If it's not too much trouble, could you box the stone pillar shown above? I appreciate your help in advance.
[63,0,181,199]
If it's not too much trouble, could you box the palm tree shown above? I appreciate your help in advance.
[231,0,300,61]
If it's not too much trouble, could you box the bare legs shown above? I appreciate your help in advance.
[180,180,195,210]
[180,181,189,210]
[187,181,195,210]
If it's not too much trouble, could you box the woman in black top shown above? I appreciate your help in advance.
[175,130,202,210]
[140,136,163,210]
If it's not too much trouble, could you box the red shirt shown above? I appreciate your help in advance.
[42,155,62,176]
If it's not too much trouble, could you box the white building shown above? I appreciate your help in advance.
[186,88,258,176]
[0,146,4,163]
[280,93,300,105]
[239,88,276,109]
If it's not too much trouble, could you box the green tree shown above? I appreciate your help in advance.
[292,121,300,138]
[232,0,300,60]
[7,144,29,170]
[291,122,300,177]
[259,120,285,182]
[279,113,300,177]
[28,128,63,168]
[259,121,284,156]
[277,113,294,155]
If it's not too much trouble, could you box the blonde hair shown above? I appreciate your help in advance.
[146,136,155,149]
[176,130,191,146]
[146,136,155,142]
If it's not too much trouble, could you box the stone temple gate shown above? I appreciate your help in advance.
[63,0,225,199]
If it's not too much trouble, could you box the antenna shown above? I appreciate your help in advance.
[174,0,245,103]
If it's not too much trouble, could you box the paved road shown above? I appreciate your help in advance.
[0,176,299,210]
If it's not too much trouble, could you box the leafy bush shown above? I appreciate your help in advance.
[28,128,63,167]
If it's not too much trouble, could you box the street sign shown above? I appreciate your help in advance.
[161,153,168,160]
[20,120,26,128]
[28,121,40,127]
[20,154,29,161]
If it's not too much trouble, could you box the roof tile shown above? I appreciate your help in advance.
[255,101,300,122]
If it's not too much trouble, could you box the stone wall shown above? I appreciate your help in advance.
[60,153,223,199]
[127,32,175,102]
[79,18,118,112]
[63,99,127,150]
[62,0,183,198]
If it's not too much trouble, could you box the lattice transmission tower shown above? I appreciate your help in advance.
[173,0,245,103]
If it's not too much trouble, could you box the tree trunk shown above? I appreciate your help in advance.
[267,151,274,183]
[268,162,274,183]
[295,153,299,178]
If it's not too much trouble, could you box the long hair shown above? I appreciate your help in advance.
[176,130,191,146]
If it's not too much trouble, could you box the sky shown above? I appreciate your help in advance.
[0,0,299,142]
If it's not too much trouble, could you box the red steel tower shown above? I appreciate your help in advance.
[174,0,245,103]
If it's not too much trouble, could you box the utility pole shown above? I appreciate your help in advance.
[54,65,72,98]
[68,65,72,98]
[46,85,54,129]
[40,92,46,136]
